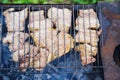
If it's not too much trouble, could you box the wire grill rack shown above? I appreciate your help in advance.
[0,4,104,74]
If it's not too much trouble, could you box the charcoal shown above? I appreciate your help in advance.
[1,43,11,65]
[34,74,43,80]
[0,74,10,80]
[16,75,32,80]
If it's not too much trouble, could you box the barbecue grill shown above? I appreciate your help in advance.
[0,4,105,80]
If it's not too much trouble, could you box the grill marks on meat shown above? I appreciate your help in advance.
[48,7,72,32]
[3,8,28,31]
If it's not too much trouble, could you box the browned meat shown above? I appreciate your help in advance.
[47,31,74,62]
[79,9,97,18]
[3,32,29,44]
[12,43,39,62]
[19,61,29,71]
[74,27,102,65]
[20,31,74,71]
[28,19,53,31]
[54,18,71,32]
[31,28,58,48]
[75,9,101,65]
[75,28,99,46]
[76,9,100,30]
[48,7,71,32]
[21,31,74,71]
[75,43,98,56]
[31,49,49,70]
[3,8,28,31]
[81,56,96,65]
[28,30,73,67]
[75,43,97,65]
[20,48,49,70]
[9,42,24,52]
[29,10,45,23]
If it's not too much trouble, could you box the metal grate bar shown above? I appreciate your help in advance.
[0,6,3,66]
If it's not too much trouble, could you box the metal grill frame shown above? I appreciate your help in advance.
[0,4,104,75]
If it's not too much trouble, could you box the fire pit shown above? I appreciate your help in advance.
[0,4,104,80]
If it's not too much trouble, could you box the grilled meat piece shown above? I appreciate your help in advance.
[81,56,96,65]
[54,18,71,32]
[75,43,97,65]
[47,31,74,62]
[76,9,100,30]
[79,9,97,18]
[31,49,49,70]
[75,43,98,56]
[20,31,73,71]
[20,31,74,70]
[9,42,24,52]
[75,28,99,46]
[29,10,45,23]
[30,31,74,68]
[3,8,28,31]
[31,28,57,48]
[28,18,53,31]
[12,42,39,62]
[3,32,29,44]
[48,7,71,32]
[20,48,49,70]
[48,7,71,22]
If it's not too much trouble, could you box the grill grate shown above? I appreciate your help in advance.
[0,4,104,79]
